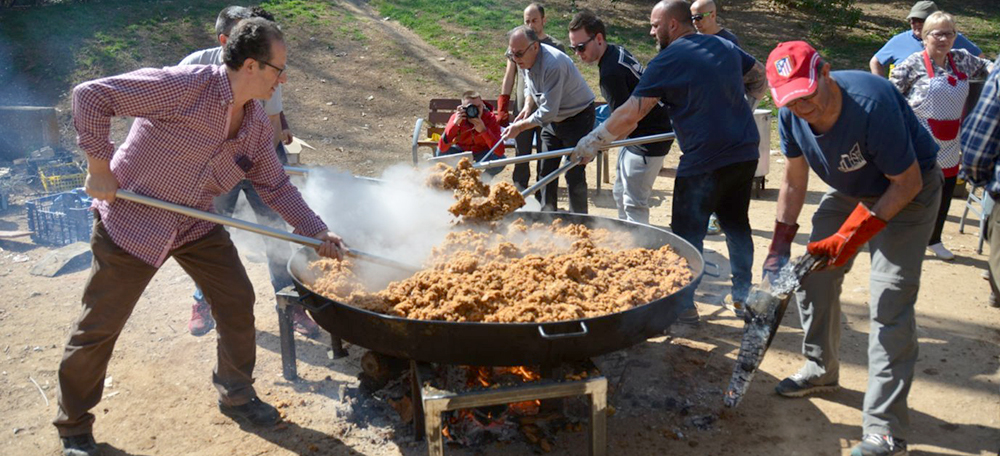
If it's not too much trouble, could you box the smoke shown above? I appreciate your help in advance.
[298,163,458,289]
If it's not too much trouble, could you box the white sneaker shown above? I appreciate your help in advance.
[927,243,955,261]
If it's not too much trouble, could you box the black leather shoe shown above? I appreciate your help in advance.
[61,433,100,456]
[219,397,280,426]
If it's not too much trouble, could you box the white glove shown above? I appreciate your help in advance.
[571,123,615,164]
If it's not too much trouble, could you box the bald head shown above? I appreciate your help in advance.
[656,0,694,24]
[651,1,695,50]
[690,0,720,33]
[691,0,715,11]
[523,2,548,37]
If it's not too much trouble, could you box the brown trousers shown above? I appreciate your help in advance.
[54,217,258,437]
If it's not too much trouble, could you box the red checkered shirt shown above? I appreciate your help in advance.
[74,64,327,267]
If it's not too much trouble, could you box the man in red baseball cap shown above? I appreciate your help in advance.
[762,40,942,456]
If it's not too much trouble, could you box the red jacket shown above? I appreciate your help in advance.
[437,108,503,156]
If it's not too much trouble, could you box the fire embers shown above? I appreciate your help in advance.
[436,364,593,452]
[309,218,693,323]
[426,157,525,222]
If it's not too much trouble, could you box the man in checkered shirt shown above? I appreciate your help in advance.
[54,17,345,456]
[960,61,1000,309]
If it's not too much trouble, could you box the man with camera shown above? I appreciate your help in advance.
[437,90,505,176]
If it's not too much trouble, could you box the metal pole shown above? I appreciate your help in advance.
[475,132,675,169]
[283,166,309,177]
[114,190,419,272]
[425,151,473,164]
[521,157,582,198]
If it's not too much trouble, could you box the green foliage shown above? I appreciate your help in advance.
[370,0,522,83]
[775,0,862,38]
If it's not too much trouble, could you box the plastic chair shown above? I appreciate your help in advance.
[959,185,993,254]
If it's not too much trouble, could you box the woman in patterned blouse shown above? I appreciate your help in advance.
[890,11,993,261]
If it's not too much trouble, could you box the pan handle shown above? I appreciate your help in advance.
[292,286,335,313]
[537,321,589,340]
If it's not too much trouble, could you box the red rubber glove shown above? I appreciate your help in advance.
[762,220,798,279]
[807,203,887,268]
[496,94,511,127]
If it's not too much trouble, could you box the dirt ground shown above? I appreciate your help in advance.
[1,1,998,455]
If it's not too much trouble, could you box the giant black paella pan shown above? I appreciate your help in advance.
[289,211,704,366]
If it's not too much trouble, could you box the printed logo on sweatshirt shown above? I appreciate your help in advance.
[838,142,867,173]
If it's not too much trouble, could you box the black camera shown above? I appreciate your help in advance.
[463,104,480,118]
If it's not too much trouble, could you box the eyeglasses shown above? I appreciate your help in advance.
[505,41,537,60]
[259,60,286,78]
[926,30,956,40]
[571,35,596,54]
[692,11,713,21]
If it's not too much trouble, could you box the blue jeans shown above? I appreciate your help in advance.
[671,159,757,308]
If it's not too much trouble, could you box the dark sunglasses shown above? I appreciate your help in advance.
[571,35,596,53]
[692,11,713,21]
[259,60,285,78]
[505,41,537,60]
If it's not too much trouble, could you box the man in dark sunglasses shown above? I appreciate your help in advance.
[869,0,983,77]
[690,0,740,48]
[568,9,673,225]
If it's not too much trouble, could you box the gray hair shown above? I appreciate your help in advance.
[507,25,539,43]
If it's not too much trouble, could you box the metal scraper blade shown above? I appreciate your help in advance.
[723,254,825,408]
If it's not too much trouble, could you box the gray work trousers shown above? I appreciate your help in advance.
[613,146,665,225]
[793,166,941,440]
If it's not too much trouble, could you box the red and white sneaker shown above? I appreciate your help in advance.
[188,300,215,337]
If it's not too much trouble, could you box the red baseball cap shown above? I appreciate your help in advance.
[766,41,824,107]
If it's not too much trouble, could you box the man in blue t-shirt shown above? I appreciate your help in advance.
[869,0,983,77]
[764,41,941,456]
[571,0,767,326]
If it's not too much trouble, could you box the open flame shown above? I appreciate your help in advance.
[442,366,545,446]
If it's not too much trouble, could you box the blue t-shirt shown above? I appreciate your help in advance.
[714,28,741,48]
[779,71,938,198]
[632,34,759,177]
[874,30,982,67]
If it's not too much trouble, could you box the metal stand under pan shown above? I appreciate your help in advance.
[275,287,349,380]
[410,360,608,456]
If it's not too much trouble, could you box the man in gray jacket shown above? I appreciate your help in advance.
[503,25,596,214]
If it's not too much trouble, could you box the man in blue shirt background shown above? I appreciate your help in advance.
[869,0,983,77]
[765,41,941,456]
